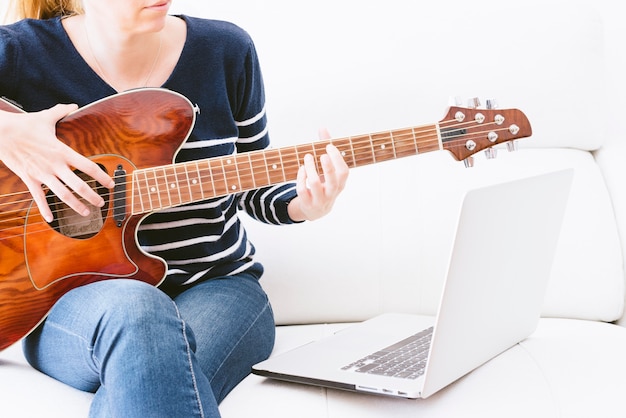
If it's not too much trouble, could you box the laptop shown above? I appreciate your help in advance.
[252,169,574,399]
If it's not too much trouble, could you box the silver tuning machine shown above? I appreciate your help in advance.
[468,97,481,109]
[484,148,498,159]
[486,98,498,110]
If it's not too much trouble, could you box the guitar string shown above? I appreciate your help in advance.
[0,122,514,238]
[0,122,516,239]
[0,117,470,207]
[0,119,493,216]
[0,121,509,223]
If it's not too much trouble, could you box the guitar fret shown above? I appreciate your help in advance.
[278,149,287,181]
[312,142,327,173]
[234,153,256,191]
[332,138,356,169]
[162,165,182,207]
[348,138,357,167]
[161,167,174,207]
[139,170,151,212]
[245,153,258,189]
[222,156,241,193]
[351,134,375,166]
[133,168,162,214]
[393,128,419,158]
[197,160,216,200]
[293,145,301,175]
[295,143,314,172]
[182,164,194,202]
[265,149,285,185]
[155,169,167,210]
[153,168,168,210]
[173,164,191,205]
[143,169,160,212]
[411,127,420,155]
[414,125,440,153]
[132,171,144,214]
[208,158,228,197]
[280,146,299,182]
[188,162,204,202]
[390,131,398,158]
[371,132,395,163]
[249,151,271,188]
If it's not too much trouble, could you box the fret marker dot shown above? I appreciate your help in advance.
[192,179,198,185]
[151,187,157,193]
[272,164,278,170]
[381,144,386,150]
[231,185,237,190]
[170,184,176,189]
[341,151,347,157]
[227,159,232,164]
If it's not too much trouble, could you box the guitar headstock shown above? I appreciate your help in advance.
[439,103,532,163]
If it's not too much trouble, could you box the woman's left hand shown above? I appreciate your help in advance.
[287,129,349,222]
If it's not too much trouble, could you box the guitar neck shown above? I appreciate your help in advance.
[131,123,439,214]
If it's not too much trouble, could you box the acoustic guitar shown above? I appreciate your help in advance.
[0,88,531,350]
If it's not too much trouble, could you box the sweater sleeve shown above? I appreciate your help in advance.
[234,38,301,225]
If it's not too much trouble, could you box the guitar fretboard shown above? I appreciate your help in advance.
[131,124,440,214]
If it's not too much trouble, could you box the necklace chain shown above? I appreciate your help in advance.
[83,22,163,89]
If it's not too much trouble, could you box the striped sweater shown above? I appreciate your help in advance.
[0,15,298,291]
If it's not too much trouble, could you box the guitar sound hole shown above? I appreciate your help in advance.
[47,167,110,239]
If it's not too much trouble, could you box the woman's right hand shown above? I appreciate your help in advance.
[0,103,115,223]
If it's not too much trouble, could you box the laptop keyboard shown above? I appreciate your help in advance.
[340,326,433,380]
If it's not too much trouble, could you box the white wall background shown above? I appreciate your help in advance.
[1,1,623,145]
[166,0,625,146]
[174,0,626,139]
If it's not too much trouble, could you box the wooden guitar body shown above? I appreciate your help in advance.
[0,89,196,350]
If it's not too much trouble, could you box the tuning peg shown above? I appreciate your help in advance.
[449,96,464,106]
[486,99,498,109]
[463,156,475,168]
[507,141,518,152]
[485,148,498,159]
[468,97,481,109]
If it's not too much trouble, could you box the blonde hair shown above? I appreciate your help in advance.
[4,0,83,23]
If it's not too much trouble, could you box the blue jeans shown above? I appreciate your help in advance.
[22,275,275,418]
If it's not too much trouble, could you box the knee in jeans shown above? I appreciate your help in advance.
[96,280,177,331]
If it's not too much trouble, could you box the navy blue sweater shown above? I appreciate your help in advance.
[0,15,298,290]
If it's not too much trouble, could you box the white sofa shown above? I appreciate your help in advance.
[2,0,626,416]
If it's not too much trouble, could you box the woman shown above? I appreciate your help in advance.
[0,1,349,416]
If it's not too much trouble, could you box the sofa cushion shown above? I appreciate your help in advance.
[220,318,626,418]
[244,147,624,325]
[0,342,91,417]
